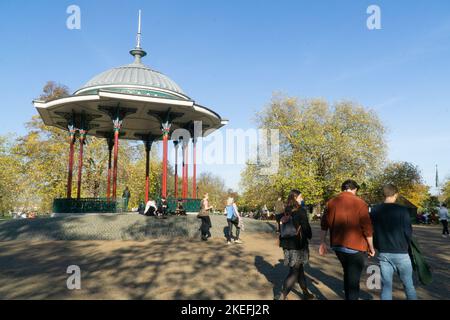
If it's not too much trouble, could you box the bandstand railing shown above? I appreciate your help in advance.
[161,198,202,213]
[53,198,201,214]
[53,198,124,214]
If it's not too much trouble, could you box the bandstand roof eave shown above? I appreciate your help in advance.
[32,91,227,140]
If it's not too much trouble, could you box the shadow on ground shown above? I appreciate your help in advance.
[0,238,274,299]
[0,220,448,300]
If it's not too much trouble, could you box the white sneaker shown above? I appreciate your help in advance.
[234,239,243,244]
[227,241,232,245]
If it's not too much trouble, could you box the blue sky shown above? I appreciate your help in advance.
[0,0,449,192]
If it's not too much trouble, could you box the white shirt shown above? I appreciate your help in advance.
[144,201,157,214]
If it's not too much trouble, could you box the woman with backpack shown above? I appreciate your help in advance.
[276,189,314,300]
[225,197,243,244]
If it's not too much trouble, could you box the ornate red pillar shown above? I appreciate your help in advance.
[173,140,179,199]
[182,138,189,199]
[99,106,136,202]
[112,119,122,200]
[76,130,87,199]
[66,125,76,199]
[106,136,114,199]
[161,122,171,199]
[192,138,197,199]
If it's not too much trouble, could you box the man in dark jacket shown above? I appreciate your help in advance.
[370,184,417,300]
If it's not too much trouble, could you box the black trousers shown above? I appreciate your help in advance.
[227,219,240,241]
[200,216,212,239]
[335,251,366,300]
[282,265,308,296]
[441,220,449,235]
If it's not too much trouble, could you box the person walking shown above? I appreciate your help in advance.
[319,179,375,300]
[225,197,242,244]
[276,189,314,300]
[198,193,213,241]
[370,184,417,300]
[122,186,131,211]
[438,203,449,238]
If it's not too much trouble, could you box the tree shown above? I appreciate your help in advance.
[240,94,387,209]
[39,81,70,101]
[196,172,228,211]
[442,179,450,206]
[365,161,429,208]
[122,144,162,208]
[0,135,22,215]
[3,81,164,213]
[7,82,71,212]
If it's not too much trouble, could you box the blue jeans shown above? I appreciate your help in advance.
[378,253,417,300]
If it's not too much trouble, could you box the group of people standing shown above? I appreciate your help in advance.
[276,179,420,300]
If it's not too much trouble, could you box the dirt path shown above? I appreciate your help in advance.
[0,224,448,300]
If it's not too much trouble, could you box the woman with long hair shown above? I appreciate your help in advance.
[276,189,314,300]
[198,193,213,241]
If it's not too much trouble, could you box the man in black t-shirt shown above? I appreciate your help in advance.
[370,184,417,300]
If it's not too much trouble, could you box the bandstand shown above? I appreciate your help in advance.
[33,12,228,214]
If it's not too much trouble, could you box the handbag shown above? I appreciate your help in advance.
[197,200,208,218]
[231,206,239,223]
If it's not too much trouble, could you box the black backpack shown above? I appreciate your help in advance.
[280,213,302,239]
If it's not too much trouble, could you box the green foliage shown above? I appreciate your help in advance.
[365,161,429,208]
[196,172,229,210]
[422,195,440,215]
[240,94,387,209]
[442,179,450,206]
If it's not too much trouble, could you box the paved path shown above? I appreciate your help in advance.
[0,223,448,300]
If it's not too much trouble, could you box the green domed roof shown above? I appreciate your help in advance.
[74,47,189,100]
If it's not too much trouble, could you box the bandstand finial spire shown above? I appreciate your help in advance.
[136,9,142,49]
[130,9,147,63]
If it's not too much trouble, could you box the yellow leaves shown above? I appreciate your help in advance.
[0,114,167,213]
[240,94,387,209]
[442,180,450,205]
